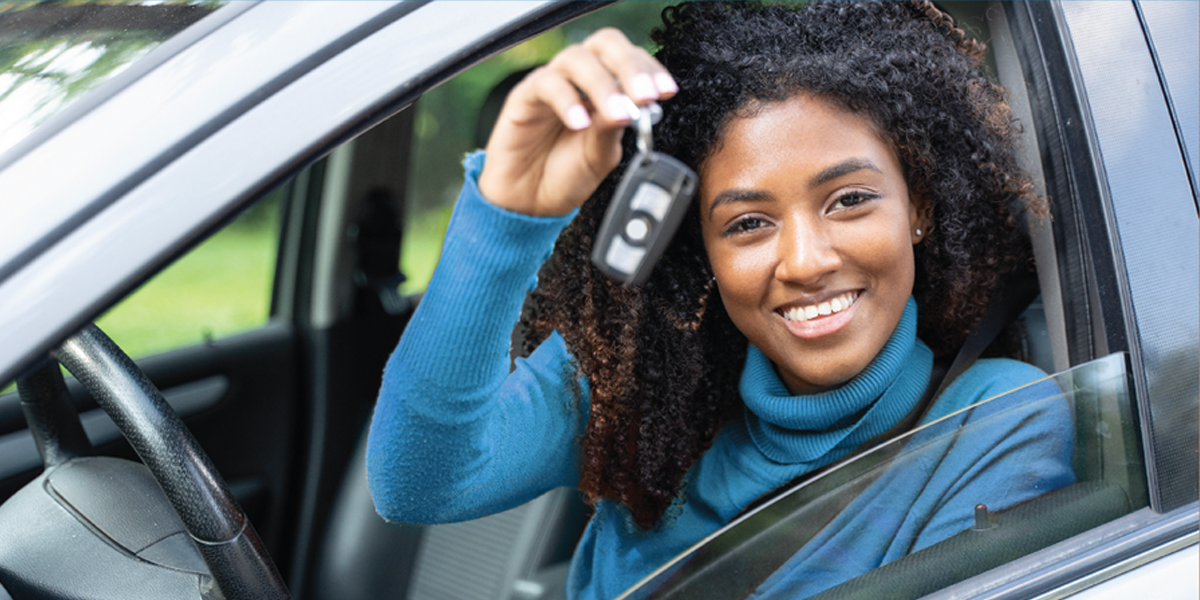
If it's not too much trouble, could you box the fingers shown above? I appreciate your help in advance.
[518,27,677,131]
[583,27,677,104]
[478,28,677,216]
[548,45,628,126]
[518,67,593,131]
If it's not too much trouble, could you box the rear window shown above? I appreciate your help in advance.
[0,1,224,155]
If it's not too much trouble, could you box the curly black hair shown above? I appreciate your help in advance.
[519,0,1040,530]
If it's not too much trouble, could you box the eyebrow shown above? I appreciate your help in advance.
[810,158,883,187]
[708,189,772,220]
[706,158,883,219]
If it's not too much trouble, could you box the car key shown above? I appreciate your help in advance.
[592,99,698,285]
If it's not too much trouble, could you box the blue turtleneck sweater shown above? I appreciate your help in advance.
[368,152,1074,600]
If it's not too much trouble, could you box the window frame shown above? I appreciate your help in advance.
[617,1,1200,598]
[926,1,1199,597]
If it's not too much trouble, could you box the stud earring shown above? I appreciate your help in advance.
[915,228,923,237]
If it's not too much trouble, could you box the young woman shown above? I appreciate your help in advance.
[368,2,1074,598]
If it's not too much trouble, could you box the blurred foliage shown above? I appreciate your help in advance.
[400,204,454,296]
[1,37,147,112]
[0,185,278,395]
[0,1,221,151]
[402,1,675,292]
[95,187,282,360]
[406,1,674,215]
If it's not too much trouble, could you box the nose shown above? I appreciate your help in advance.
[774,218,841,285]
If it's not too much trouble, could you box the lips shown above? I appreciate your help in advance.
[779,291,859,322]
[774,290,862,341]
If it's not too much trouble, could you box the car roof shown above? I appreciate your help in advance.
[0,0,575,384]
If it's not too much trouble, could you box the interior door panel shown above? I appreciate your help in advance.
[0,323,301,563]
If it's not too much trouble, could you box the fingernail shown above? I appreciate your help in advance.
[606,94,637,121]
[629,73,658,101]
[565,104,591,130]
[655,73,678,94]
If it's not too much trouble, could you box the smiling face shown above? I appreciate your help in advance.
[700,94,928,394]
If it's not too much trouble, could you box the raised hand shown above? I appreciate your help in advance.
[477,28,677,217]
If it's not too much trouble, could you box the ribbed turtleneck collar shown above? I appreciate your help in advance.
[739,297,932,465]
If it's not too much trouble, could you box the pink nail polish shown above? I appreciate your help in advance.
[655,73,678,94]
[565,105,591,130]
[629,74,658,101]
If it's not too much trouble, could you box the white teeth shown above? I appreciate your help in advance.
[781,292,858,322]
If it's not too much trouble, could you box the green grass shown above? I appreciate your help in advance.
[400,206,453,295]
[94,223,277,360]
[4,198,444,392]
[1,221,278,395]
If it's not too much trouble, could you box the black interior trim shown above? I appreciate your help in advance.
[0,376,228,481]
[0,322,303,555]
[1007,1,1131,367]
[283,315,414,596]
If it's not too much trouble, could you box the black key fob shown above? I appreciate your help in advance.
[592,103,698,285]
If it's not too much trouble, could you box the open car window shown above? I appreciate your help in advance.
[398,1,675,295]
[93,187,284,360]
[621,352,1144,600]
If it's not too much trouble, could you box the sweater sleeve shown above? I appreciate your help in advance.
[367,151,589,524]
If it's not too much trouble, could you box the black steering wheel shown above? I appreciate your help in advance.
[0,324,289,599]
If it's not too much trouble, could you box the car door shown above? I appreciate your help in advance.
[0,2,410,586]
[2,1,1193,598]
[617,1,1198,598]
[928,2,1199,595]
[0,2,599,595]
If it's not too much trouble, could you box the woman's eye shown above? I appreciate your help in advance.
[723,216,769,237]
[830,191,877,211]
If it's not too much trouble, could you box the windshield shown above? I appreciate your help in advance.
[620,352,1145,600]
[0,1,224,156]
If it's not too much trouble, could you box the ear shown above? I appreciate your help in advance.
[908,192,933,244]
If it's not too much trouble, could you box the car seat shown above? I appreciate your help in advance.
[312,428,583,600]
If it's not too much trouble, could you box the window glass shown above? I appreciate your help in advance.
[0,1,226,155]
[399,1,675,294]
[620,353,1145,600]
[0,186,282,398]
[94,188,283,359]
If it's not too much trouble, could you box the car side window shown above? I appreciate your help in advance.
[399,1,675,294]
[621,353,1144,600]
[94,188,284,359]
[613,2,1155,597]
[377,2,1172,599]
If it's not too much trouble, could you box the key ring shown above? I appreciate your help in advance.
[622,96,662,155]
